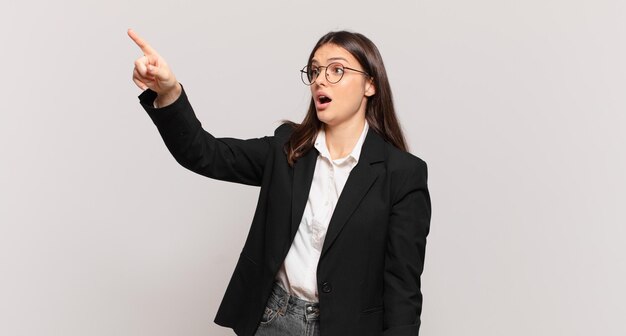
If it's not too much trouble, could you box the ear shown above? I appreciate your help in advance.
[365,78,376,97]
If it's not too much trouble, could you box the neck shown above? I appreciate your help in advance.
[324,118,366,161]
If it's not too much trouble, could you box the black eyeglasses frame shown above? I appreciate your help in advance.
[300,63,371,86]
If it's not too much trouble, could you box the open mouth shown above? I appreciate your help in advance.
[316,93,333,110]
[319,95,332,104]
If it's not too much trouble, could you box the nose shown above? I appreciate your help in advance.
[313,67,328,86]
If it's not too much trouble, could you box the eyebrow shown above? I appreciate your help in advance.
[311,57,350,65]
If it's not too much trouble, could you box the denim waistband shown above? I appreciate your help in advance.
[266,282,320,322]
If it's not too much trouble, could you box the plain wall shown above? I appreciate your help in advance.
[1,0,625,335]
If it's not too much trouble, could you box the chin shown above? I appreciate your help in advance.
[316,109,329,121]
[316,113,336,126]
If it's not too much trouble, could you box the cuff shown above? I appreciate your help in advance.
[138,83,190,124]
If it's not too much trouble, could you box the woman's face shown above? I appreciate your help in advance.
[309,43,375,128]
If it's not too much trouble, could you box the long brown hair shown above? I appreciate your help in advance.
[281,31,407,167]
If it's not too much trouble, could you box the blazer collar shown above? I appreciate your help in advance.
[290,125,386,259]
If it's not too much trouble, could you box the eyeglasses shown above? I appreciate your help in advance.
[300,62,371,86]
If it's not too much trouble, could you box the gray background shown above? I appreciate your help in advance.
[1,0,625,335]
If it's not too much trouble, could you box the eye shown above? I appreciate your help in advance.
[308,67,320,78]
[329,64,344,75]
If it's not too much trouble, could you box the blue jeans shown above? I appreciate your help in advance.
[254,282,320,336]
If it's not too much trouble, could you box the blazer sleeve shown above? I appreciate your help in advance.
[383,159,432,336]
[138,84,277,187]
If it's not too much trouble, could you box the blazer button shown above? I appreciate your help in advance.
[321,282,332,293]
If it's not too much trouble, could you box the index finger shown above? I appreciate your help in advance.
[127,28,156,55]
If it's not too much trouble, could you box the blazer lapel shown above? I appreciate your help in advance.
[290,146,318,241]
[289,127,386,258]
[320,127,385,258]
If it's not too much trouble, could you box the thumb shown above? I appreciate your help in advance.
[147,64,168,80]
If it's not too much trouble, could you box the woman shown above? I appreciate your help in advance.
[129,28,431,336]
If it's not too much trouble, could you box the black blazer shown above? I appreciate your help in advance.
[139,86,431,336]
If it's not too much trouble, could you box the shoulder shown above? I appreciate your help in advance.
[384,140,427,176]
[381,140,429,198]
[273,122,296,136]
[272,122,298,145]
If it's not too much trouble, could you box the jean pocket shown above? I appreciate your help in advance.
[259,306,278,326]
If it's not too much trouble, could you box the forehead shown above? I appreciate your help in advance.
[311,43,360,66]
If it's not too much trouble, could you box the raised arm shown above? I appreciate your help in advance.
[130,29,276,186]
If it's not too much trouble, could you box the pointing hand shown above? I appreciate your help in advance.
[128,28,180,101]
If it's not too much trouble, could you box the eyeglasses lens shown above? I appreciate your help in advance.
[302,63,345,85]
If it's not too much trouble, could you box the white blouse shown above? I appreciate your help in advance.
[275,120,370,302]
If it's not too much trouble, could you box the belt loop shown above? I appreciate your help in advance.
[277,284,290,316]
